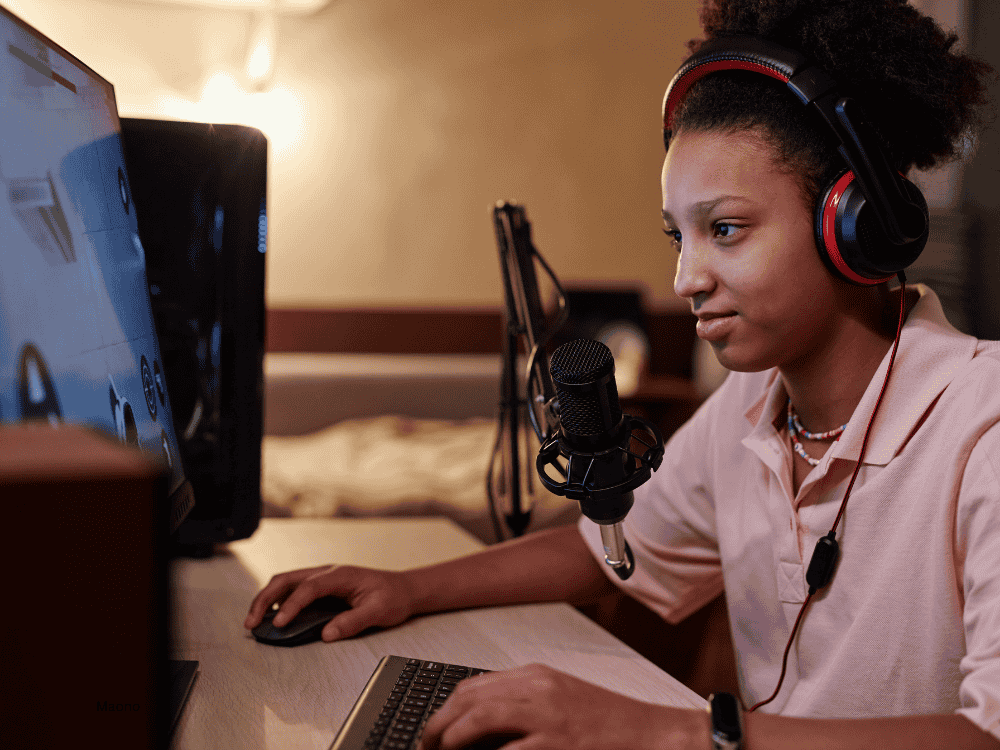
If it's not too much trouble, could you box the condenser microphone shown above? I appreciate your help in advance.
[536,338,664,580]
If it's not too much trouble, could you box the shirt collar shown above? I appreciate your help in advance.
[742,284,977,467]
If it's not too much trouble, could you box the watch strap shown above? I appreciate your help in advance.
[708,692,743,750]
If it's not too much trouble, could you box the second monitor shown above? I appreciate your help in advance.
[121,118,267,556]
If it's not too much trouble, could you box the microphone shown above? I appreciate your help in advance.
[536,338,664,580]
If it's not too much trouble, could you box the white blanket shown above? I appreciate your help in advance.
[261,415,579,543]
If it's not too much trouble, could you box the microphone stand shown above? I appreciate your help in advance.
[499,317,532,537]
[490,201,567,541]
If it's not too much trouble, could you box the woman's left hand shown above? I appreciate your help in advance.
[417,663,709,750]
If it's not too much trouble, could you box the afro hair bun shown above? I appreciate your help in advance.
[685,0,993,172]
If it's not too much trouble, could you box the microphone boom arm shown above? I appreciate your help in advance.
[489,202,569,539]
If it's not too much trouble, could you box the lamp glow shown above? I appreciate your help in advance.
[153,72,304,158]
[246,39,272,84]
[246,12,276,89]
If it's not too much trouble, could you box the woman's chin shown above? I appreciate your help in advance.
[710,343,775,374]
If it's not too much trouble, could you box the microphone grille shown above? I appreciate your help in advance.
[549,338,614,385]
[549,339,621,439]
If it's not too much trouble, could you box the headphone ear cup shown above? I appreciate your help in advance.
[815,170,929,285]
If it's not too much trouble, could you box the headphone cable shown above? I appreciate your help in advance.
[748,271,908,712]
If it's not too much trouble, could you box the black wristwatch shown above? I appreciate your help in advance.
[708,692,743,750]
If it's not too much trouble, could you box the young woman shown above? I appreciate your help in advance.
[246,1,999,747]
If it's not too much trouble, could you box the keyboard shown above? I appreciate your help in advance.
[330,655,492,750]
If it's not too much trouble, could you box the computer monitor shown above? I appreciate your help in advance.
[0,5,195,747]
[0,4,194,527]
[120,118,266,557]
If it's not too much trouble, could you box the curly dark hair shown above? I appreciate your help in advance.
[671,0,994,206]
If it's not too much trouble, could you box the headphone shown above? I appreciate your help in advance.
[662,35,929,286]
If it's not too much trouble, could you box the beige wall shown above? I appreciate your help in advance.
[5,0,701,310]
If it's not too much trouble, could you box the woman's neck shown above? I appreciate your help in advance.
[780,285,914,433]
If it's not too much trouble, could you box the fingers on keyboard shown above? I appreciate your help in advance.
[365,660,492,750]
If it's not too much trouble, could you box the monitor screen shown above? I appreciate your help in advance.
[0,5,194,528]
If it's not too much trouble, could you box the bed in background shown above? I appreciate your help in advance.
[261,352,580,543]
[260,303,720,546]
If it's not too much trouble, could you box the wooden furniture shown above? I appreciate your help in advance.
[0,424,168,750]
[170,518,704,749]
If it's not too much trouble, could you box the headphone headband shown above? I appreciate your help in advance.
[663,36,812,136]
[661,35,929,264]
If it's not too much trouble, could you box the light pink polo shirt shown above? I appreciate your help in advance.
[578,285,1000,738]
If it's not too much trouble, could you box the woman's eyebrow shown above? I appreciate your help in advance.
[661,195,754,224]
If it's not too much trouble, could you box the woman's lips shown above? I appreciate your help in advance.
[695,312,738,341]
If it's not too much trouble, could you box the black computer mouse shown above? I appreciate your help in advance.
[251,595,351,647]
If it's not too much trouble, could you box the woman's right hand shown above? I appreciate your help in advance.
[243,564,417,642]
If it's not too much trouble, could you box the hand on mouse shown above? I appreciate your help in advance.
[244,564,415,642]
[417,663,708,750]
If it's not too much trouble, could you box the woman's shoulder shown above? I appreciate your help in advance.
[905,286,1000,419]
[934,336,1000,435]
[951,337,1000,392]
[973,338,1000,363]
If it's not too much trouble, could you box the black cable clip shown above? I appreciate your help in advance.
[805,531,840,594]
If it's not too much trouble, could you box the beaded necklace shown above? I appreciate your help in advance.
[786,402,848,467]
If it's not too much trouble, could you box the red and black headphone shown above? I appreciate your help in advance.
[662,35,929,286]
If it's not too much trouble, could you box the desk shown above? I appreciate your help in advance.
[170,518,704,749]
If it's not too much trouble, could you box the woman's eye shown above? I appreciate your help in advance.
[713,222,741,239]
[662,228,682,250]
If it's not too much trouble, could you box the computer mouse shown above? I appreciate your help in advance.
[251,595,351,647]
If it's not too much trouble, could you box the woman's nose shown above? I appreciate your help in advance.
[673,244,714,302]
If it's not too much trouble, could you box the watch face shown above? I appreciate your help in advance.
[710,693,742,739]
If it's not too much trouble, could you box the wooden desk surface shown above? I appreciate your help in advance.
[170,518,703,749]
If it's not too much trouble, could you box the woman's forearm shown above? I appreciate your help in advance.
[403,522,617,615]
